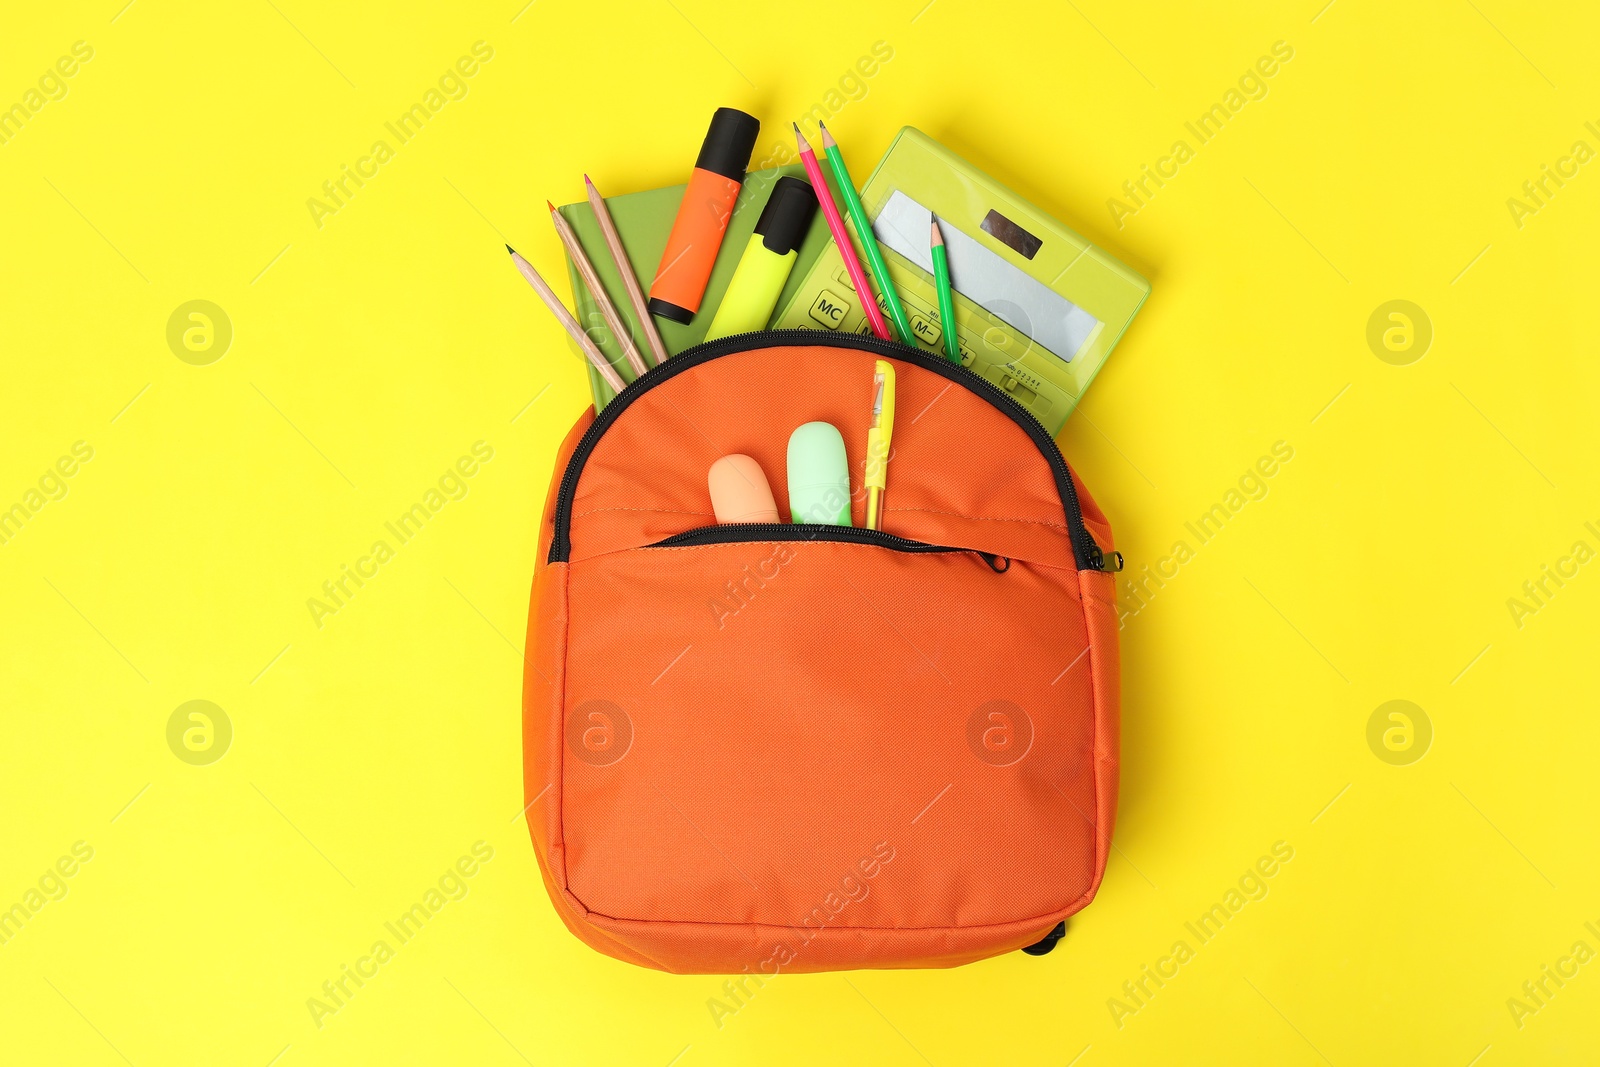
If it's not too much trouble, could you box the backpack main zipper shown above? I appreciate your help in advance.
[547,330,1120,571]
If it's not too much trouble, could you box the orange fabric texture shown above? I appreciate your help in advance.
[523,340,1119,974]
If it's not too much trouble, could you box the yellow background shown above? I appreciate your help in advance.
[3,0,1597,1063]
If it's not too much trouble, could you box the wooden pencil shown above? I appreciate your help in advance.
[506,244,627,394]
[585,175,669,367]
[548,201,649,379]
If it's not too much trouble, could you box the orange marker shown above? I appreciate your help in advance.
[648,108,760,324]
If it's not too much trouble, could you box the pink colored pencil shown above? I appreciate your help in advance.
[793,124,890,340]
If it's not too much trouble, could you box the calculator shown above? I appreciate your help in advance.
[769,128,1150,435]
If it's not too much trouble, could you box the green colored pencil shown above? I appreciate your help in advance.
[818,123,913,346]
[930,218,960,364]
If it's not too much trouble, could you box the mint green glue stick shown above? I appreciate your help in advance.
[787,422,852,525]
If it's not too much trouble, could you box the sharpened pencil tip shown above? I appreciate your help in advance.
[929,220,942,246]
[583,173,592,185]
[546,200,556,213]
[506,243,517,255]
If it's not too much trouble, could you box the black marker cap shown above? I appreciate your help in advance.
[648,297,694,324]
[694,107,760,182]
[754,176,818,256]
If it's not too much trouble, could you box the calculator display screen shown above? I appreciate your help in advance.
[873,190,1099,364]
[981,209,1042,259]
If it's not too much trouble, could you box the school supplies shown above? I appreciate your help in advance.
[585,175,670,367]
[773,128,1150,433]
[517,108,1140,976]
[708,454,780,524]
[556,164,825,409]
[549,201,649,379]
[786,421,851,525]
[793,124,891,341]
[820,123,911,345]
[930,219,959,365]
[505,244,626,393]
[863,359,896,530]
[649,108,761,323]
[703,176,818,342]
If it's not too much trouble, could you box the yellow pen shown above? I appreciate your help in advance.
[864,359,896,531]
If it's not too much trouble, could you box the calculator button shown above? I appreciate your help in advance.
[809,290,850,329]
[909,313,940,346]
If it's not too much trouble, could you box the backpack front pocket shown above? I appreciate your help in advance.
[557,532,1104,932]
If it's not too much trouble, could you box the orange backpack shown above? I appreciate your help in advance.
[523,332,1121,973]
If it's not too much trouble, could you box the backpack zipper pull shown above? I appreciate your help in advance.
[1088,545,1124,572]
[977,552,1011,573]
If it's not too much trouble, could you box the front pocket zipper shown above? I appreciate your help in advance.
[649,523,1013,571]
[651,523,954,552]
[548,330,1122,571]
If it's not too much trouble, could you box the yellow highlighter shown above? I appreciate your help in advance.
[864,359,896,531]
[703,176,818,341]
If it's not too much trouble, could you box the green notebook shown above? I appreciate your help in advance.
[557,164,832,410]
